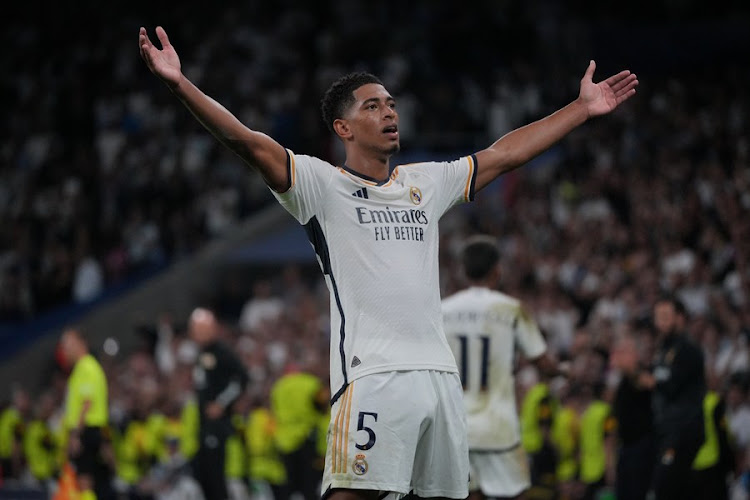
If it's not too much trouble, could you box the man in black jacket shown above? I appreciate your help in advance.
[189,307,249,500]
[611,333,655,500]
[638,296,705,500]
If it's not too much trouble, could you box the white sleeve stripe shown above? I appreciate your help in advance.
[216,381,242,407]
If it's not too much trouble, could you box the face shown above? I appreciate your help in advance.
[611,337,638,373]
[337,83,400,156]
[60,330,81,367]
[189,308,218,345]
[653,301,677,337]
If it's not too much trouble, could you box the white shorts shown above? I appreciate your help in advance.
[468,445,530,497]
[322,370,468,499]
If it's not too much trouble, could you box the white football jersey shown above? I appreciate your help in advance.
[442,287,546,450]
[272,150,478,403]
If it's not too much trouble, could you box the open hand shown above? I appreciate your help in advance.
[139,26,182,90]
[578,60,638,118]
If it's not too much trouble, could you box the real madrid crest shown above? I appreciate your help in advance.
[409,186,422,205]
[352,454,368,475]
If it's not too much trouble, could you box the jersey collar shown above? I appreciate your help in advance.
[342,164,394,186]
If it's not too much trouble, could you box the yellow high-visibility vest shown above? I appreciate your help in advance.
[552,405,579,481]
[521,383,553,454]
[246,407,286,484]
[23,419,58,480]
[692,391,721,471]
[579,400,613,484]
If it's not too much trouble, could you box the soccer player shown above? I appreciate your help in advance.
[139,25,637,500]
[60,327,114,500]
[442,236,561,500]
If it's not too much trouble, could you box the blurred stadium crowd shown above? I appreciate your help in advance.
[2,0,750,499]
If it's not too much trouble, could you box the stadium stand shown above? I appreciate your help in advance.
[1,1,749,499]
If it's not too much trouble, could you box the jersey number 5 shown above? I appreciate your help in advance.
[456,335,490,391]
[355,412,378,450]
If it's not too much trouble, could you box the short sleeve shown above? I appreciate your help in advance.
[420,154,478,217]
[270,150,334,224]
[515,305,547,360]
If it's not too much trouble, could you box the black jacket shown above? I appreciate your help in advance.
[614,374,653,445]
[652,333,705,436]
[193,340,249,413]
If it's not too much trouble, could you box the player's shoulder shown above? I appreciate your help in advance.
[289,150,336,170]
[441,286,481,307]
[490,290,522,308]
[394,155,470,176]
[81,353,104,371]
[442,286,519,309]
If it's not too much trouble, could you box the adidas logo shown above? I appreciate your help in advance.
[351,356,362,368]
[351,188,369,199]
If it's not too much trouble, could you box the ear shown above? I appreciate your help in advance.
[492,263,502,285]
[333,118,352,140]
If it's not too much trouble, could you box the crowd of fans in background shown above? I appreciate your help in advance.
[3,0,745,321]
[1,0,749,499]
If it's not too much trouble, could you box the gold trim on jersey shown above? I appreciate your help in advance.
[337,168,395,188]
[288,150,297,188]
[464,155,475,202]
[332,382,355,474]
[343,381,354,471]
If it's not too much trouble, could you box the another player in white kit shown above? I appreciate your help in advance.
[139,25,637,500]
[442,236,561,500]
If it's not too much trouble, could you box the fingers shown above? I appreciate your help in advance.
[583,60,596,81]
[139,27,153,64]
[611,73,638,94]
[155,26,171,49]
[139,27,154,51]
[616,88,637,106]
[604,70,632,87]
[615,82,638,104]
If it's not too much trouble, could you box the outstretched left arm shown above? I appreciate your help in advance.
[474,60,638,193]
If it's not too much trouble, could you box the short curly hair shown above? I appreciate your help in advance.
[461,235,501,281]
[320,72,383,133]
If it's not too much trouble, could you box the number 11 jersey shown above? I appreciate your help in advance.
[442,286,547,450]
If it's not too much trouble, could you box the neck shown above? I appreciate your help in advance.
[72,350,87,365]
[468,278,496,290]
[659,330,680,345]
[344,149,391,182]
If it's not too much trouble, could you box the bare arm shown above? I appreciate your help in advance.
[474,61,638,192]
[139,27,288,192]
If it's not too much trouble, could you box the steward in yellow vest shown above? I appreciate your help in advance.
[23,392,59,485]
[271,371,328,500]
[579,386,616,500]
[691,390,734,500]
[520,382,557,497]
[246,405,287,498]
[0,387,30,481]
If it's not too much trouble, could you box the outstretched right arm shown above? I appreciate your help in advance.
[139,26,289,192]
